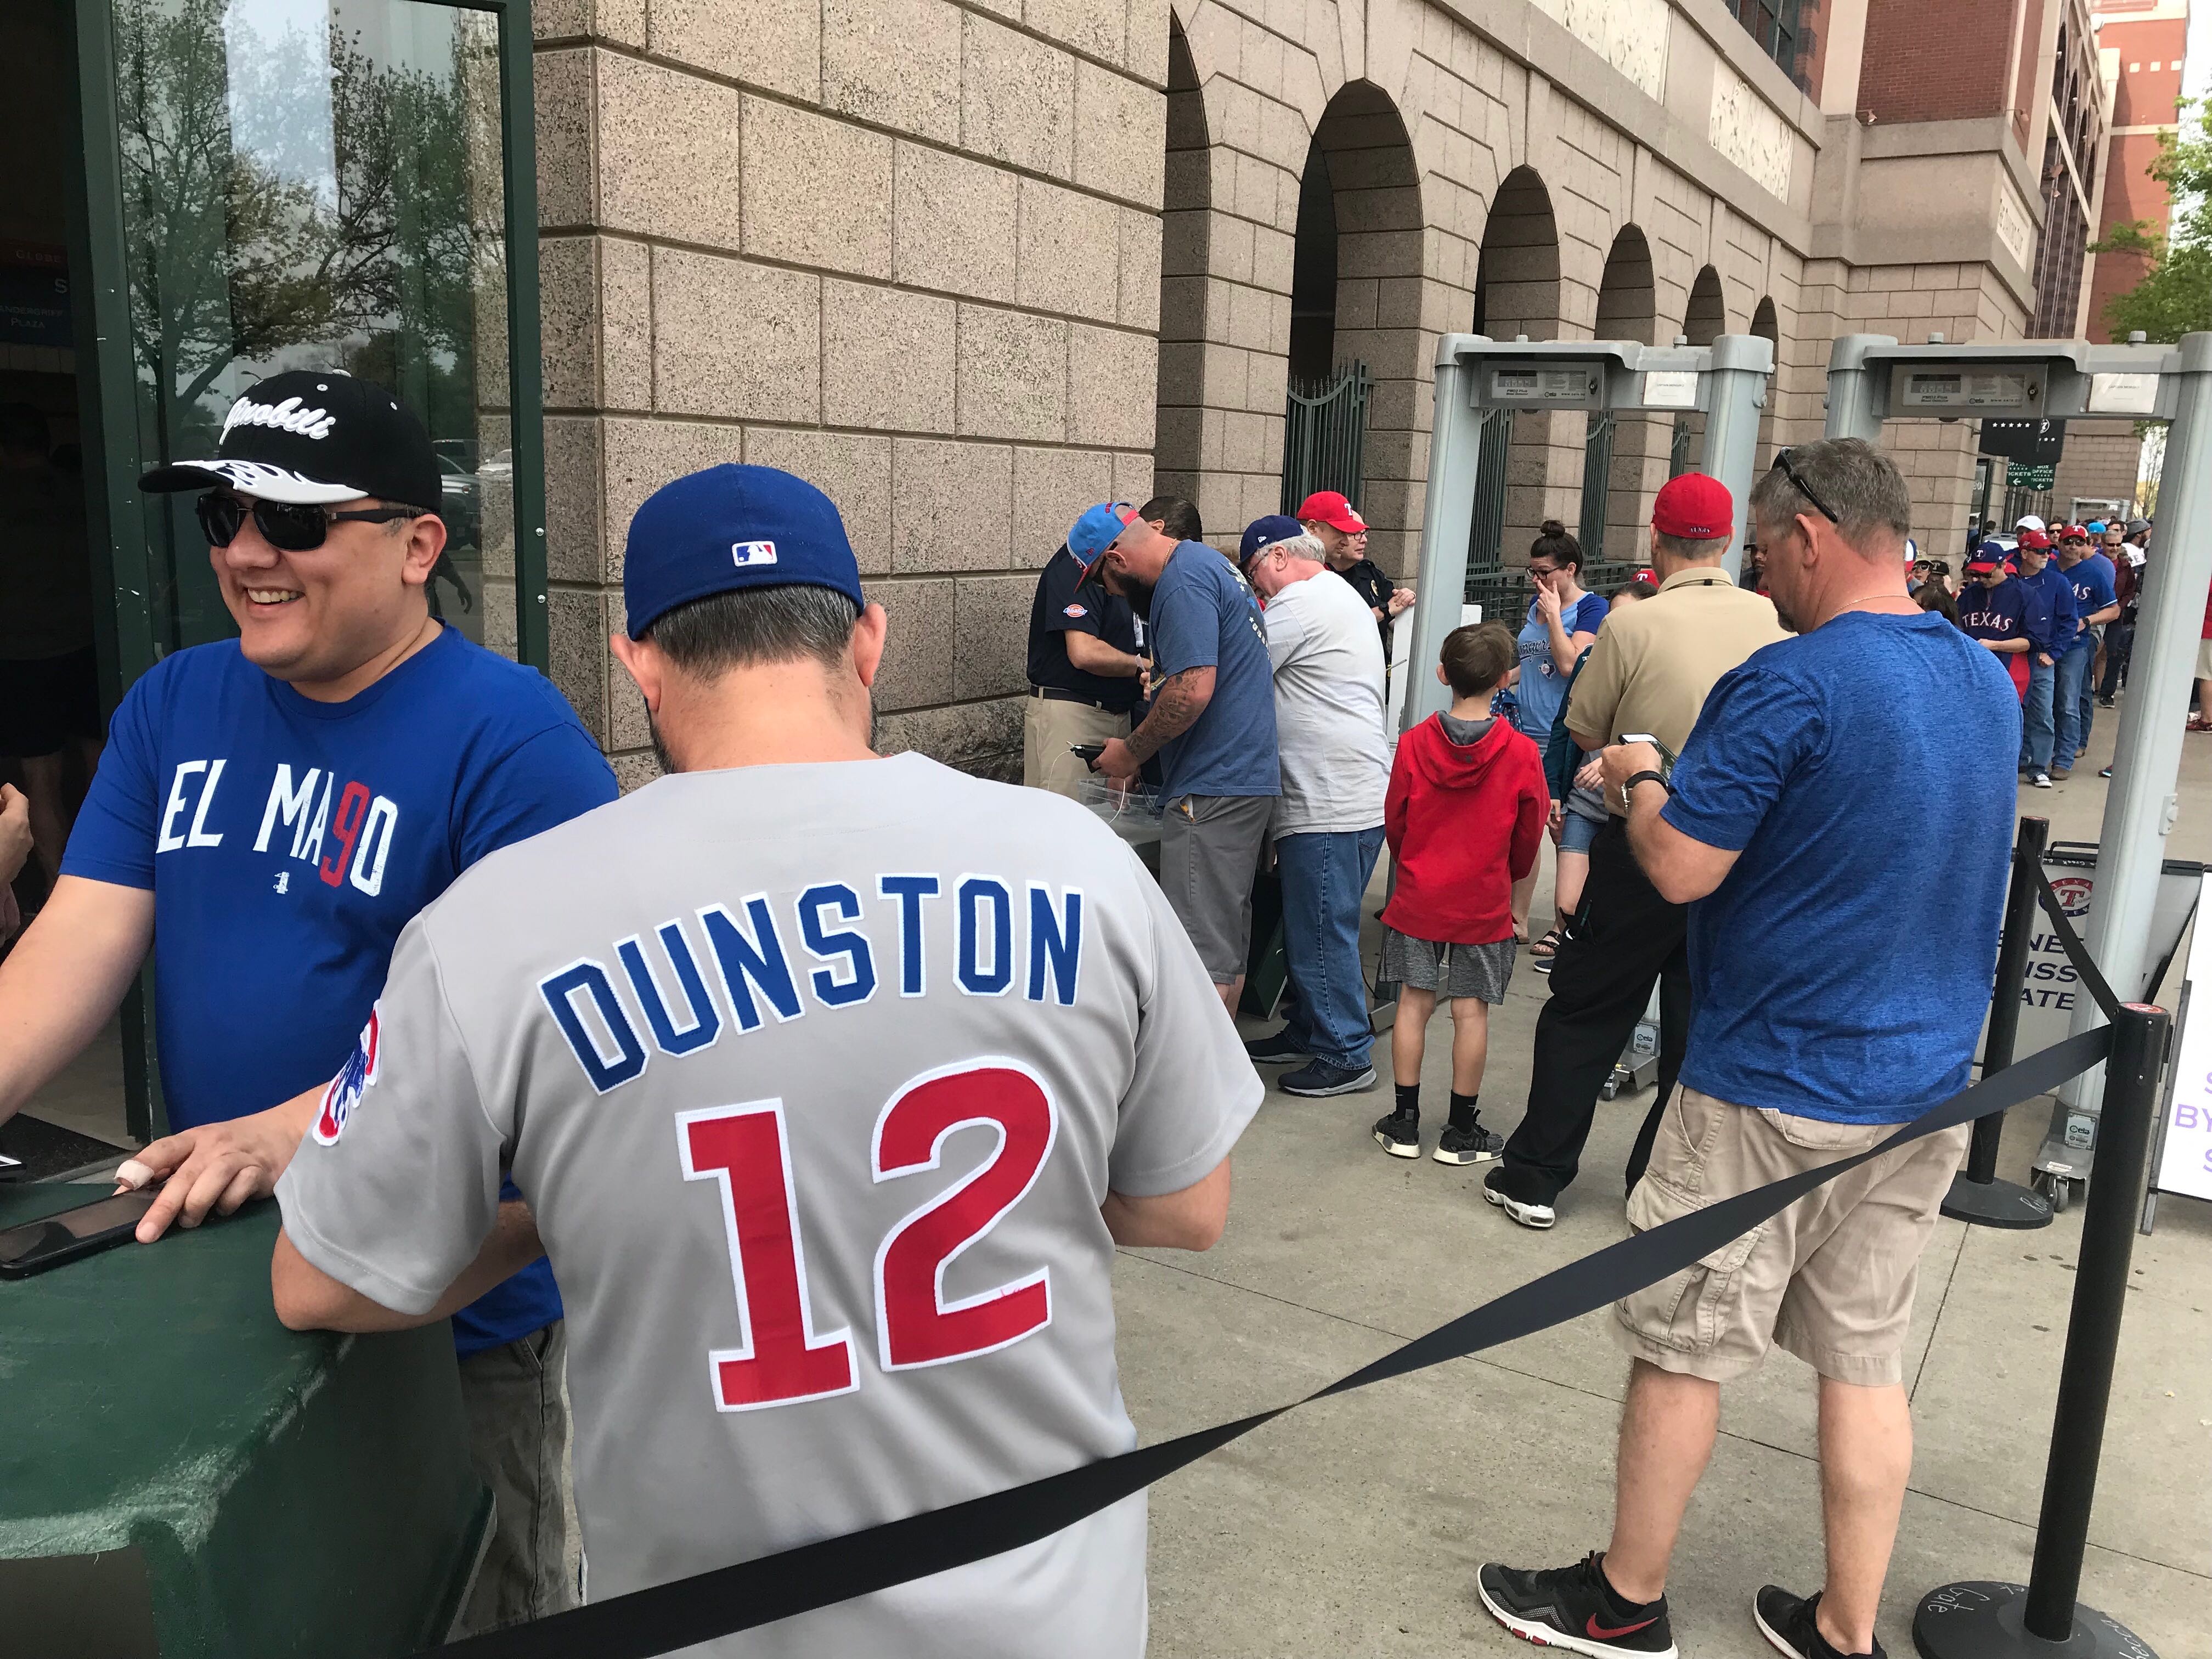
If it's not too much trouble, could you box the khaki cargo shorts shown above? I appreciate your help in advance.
[1612,1087,1970,1386]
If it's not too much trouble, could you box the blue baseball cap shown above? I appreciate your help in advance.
[624,464,862,639]
[1239,514,1306,569]
[2084,520,2108,534]
[1069,502,1138,585]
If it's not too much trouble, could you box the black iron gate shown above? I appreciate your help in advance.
[1465,407,1513,576]
[1579,411,1615,560]
[1280,360,1371,515]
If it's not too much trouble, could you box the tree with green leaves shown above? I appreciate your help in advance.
[2094,97,2212,342]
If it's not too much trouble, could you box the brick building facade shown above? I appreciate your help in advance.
[521,0,2123,782]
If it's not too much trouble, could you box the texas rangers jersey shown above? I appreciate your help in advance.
[276,752,1262,1656]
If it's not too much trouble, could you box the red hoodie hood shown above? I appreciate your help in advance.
[1401,713,1515,789]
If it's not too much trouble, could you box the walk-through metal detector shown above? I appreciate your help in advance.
[1404,334,1774,729]
[1825,334,2212,1206]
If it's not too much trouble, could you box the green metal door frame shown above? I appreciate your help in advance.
[60,0,548,1139]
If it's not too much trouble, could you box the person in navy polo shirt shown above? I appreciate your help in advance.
[1022,503,1148,799]
[0,369,615,1633]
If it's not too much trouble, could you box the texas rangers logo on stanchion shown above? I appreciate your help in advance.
[313,1007,382,1145]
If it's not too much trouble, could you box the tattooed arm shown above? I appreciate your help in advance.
[1094,666,1216,782]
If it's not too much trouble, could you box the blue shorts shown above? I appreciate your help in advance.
[1559,810,1603,855]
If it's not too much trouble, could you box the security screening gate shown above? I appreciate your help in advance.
[1822,334,2212,1207]
[1404,332,1774,729]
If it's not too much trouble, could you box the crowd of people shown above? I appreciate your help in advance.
[0,358,2176,1659]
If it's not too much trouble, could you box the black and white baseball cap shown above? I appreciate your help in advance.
[138,369,441,511]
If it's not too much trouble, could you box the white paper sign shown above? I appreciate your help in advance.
[2155,874,2212,1204]
[2087,371,2160,416]
[1642,370,1698,409]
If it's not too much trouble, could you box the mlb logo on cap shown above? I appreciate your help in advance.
[733,540,779,568]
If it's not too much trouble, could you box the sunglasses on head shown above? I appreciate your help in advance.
[195,490,421,552]
[1770,448,1841,524]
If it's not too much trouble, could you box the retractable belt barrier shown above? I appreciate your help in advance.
[431,881,2126,1659]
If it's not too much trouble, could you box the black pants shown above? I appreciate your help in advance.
[1496,816,1691,1206]
[2098,617,2135,699]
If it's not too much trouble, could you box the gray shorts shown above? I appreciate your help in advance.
[1380,929,1516,1003]
[1159,793,1274,981]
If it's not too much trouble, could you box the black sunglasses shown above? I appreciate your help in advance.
[1770,448,1841,524]
[196,490,421,552]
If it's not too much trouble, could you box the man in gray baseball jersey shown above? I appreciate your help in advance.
[270,464,1261,1657]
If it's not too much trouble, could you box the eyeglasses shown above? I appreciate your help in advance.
[1770,448,1841,524]
[195,490,422,552]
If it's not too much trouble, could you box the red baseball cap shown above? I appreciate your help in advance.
[2017,529,2052,552]
[1296,490,1366,534]
[1651,472,1734,541]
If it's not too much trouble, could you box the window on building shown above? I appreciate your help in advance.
[1730,0,1811,91]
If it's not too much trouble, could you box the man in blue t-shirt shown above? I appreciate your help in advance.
[0,370,615,1633]
[1086,515,1278,1012]
[2051,524,2120,778]
[1481,441,2018,1659]
[2010,531,2076,787]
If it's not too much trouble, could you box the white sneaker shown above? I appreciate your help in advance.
[1483,1169,1556,1228]
[2030,770,2053,789]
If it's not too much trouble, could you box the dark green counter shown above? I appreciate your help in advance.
[0,1184,489,1657]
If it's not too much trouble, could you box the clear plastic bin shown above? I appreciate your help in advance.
[1077,777,1164,844]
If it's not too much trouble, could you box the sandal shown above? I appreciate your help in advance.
[1529,928,1564,960]
[2190,717,2212,732]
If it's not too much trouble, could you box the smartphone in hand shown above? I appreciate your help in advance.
[1617,732,1678,781]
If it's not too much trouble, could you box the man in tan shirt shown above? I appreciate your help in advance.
[1485,473,1787,1229]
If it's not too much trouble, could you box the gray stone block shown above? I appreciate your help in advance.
[601,417,742,579]
[893,144,1019,304]
[742,427,896,575]
[822,280,957,435]
[956,306,1069,442]
[601,235,653,411]
[954,574,1035,699]
[868,577,956,710]
[1119,207,1163,331]
[543,415,606,583]
[548,586,610,743]
[652,249,820,424]
[539,236,598,408]
[595,54,742,250]
[874,699,1024,782]
[534,49,595,228]
[1017,181,1122,324]
[1066,324,1158,449]
[1073,59,1165,208]
[649,0,817,98]
[1024,0,1122,60]
[1013,445,1114,566]
[610,750,663,793]
[891,438,1014,572]
[823,0,962,142]
[742,100,893,279]
[962,14,1074,178]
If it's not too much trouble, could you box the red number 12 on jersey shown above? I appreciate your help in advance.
[678,1061,1057,1412]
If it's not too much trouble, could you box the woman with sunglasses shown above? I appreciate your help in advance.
[0,368,615,1635]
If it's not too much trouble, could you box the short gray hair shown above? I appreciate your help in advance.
[1262,530,1327,562]
[1750,437,1911,554]
[646,583,863,677]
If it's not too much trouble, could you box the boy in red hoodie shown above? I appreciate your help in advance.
[1374,623,1549,1161]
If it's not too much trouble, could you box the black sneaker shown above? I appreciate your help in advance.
[1434,1122,1503,1165]
[1753,1585,1882,1659]
[1244,1028,1309,1064]
[2030,770,2053,789]
[1482,1166,1556,1228]
[1372,1109,1420,1157]
[1280,1059,1376,1097]
[1477,1553,1677,1659]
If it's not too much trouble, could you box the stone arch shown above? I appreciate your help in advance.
[1288,80,1429,577]
[1593,226,1662,556]
[1750,295,1780,473]
[1150,15,1211,517]
[1683,265,1727,346]
[1474,166,1567,562]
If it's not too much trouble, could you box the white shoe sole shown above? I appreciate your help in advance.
[1482,1182,1556,1228]
[1375,1131,1420,1158]
[1434,1145,1502,1165]
[1283,1069,1377,1098]
[1475,1575,1678,1659]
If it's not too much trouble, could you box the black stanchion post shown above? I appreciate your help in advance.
[1942,817,2056,1228]
[1913,1002,2169,1659]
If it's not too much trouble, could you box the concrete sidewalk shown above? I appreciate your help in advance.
[1116,702,2212,1657]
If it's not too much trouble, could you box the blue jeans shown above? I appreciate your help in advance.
[2053,646,2095,772]
[1276,826,1386,1069]
[2019,657,2056,771]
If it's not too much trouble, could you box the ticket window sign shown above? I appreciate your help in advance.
[2152,872,2212,1216]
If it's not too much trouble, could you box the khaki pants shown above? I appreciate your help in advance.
[1022,694,1128,799]
[1612,1088,1969,1387]
[456,1321,580,1634]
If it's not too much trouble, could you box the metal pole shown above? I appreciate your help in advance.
[1941,818,2056,1227]
[1701,334,1773,583]
[2025,1001,2166,1637]
[1821,333,1897,443]
[2045,332,2212,1177]
[1404,338,1486,730]
[1913,1002,2169,1659]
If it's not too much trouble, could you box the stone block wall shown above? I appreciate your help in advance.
[532,0,1167,786]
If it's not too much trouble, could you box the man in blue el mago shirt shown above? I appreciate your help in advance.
[0,370,615,1633]
[1086,511,1278,1013]
[1480,440,2018,1659]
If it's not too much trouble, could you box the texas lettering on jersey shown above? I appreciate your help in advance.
[538,875,1086,1093]
[154,758,402,895]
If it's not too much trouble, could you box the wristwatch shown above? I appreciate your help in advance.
[1623,770,1669,798]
